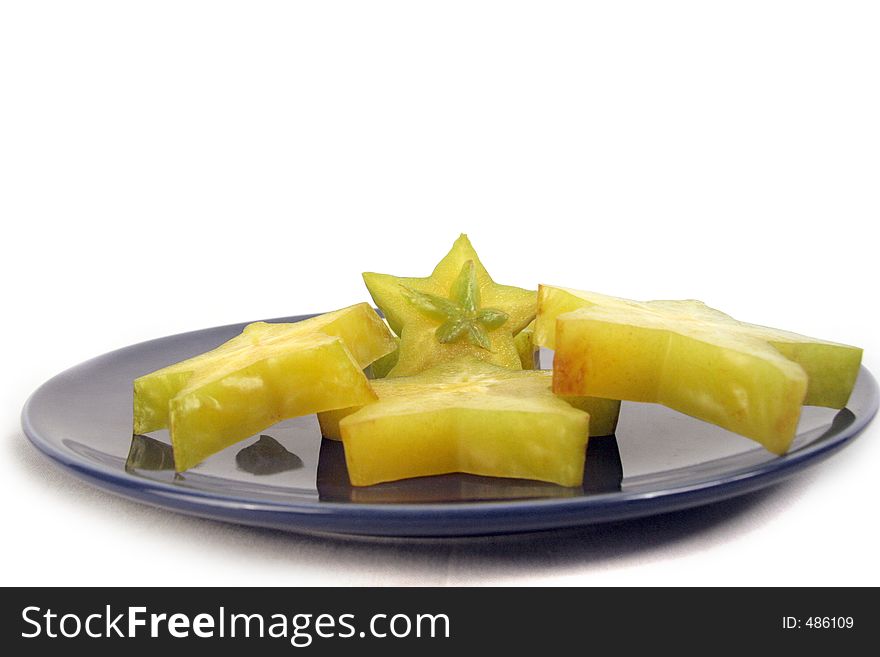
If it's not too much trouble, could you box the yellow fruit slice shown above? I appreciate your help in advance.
[133,303,396,471]
[510,319,621,435]
[561,395,621,437]
[333,360,590,487]
[362,234,536,377]
[541,285,862,453]
[320,316,619,440]
[535,286,624,350]
[537,285,863,409]
[316,439,588,503]
[514,320,538,369]
[365,323,399,378]
[319,375,619,440]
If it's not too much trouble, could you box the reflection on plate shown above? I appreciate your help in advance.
[126,434,175,472]
[21,313,879,537]
[236,435,304,476]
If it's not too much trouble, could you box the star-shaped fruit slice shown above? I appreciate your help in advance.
[514,320,539,369]
[322,359,596,487]
[537,285,862,454]
[505,318,621,435]
[133,303,396,471]
[318,380,620,444]
[362,234,536,377]
[319,326,621,440]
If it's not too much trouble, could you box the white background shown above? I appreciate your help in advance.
[1,1,878,586]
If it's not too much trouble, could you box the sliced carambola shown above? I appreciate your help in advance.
[514,308,620,436]
[318,374,620,439]
[317,405,356,441]
[537,285,862,409]
[132,303,397,471]
[366,333,399,379]
[508,318,621,435]
[561,395,620,437]
[362,234,536,377]
[317,439,587,504]
[535,286,631,350]
[514,320,538,370]
[320,317,619,439]
[544,286,862,453]
[134,303,395,434]
[336,360,590,487]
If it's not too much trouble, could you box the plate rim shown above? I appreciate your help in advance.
[19,316,880,536]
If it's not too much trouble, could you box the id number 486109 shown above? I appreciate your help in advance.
[782,617,854,629]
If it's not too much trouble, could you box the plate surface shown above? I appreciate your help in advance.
[22,314,878,537]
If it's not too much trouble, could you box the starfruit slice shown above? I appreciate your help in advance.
[316,439,593,503]
[509,319,621,435]
[365,322,399,379]
[514,320,539,370]
[331,360,590,487]
[539,285,862,453]
[561,395,621,438]
[326,317,620,437]
[362,234,536,377]
[133,303,396,471]
[319,360,619,440]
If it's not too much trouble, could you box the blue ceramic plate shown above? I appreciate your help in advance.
[22,314,878,537]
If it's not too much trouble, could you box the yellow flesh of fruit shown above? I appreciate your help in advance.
[363,234,536,377]
[320,319,619,441]
[319,371,620,440]
[133,303,397,471]
[537,285,862,409]
[514,320,538,370]
[539,285,861,454]
[335,360,590,487]
[509,318,621,436]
